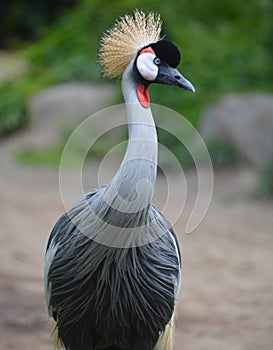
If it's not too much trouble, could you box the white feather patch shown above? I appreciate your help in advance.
[44,243,59,316]
[136,52,158,81]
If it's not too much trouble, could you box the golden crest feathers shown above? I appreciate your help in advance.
[99,10,162,79]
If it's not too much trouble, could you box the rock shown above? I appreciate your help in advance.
[199,93,273,168]
[28,82,115,127]
[26,82,116,148]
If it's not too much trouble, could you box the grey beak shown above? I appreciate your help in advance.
[155,64,195,92]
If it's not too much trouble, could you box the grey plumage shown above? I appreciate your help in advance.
[46,190,180,349]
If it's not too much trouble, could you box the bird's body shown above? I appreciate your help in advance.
[46,199,180,350]
[44,10,194,350]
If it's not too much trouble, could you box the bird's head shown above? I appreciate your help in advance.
[99,10,195,108]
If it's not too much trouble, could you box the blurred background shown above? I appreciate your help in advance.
[0,0,272,349]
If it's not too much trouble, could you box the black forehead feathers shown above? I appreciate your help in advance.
[150,40,181,68]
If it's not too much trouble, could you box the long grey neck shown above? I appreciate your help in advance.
[102,63,158,215]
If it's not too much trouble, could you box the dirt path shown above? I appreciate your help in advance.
[0,95,273,349]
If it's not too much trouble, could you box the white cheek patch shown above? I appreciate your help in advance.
[136,52,158,81]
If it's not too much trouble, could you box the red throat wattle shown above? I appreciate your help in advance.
[137,84,150,108]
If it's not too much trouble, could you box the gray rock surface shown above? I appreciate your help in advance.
[199,93,273,168]
[26,82,116,148]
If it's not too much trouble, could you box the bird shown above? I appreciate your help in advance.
[44,9,195,350]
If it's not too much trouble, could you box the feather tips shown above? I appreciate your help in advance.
[99,9,162,79]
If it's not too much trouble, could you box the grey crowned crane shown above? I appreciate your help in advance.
[44,10,195,350]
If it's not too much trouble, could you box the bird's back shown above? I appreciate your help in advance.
[45,190,181,350]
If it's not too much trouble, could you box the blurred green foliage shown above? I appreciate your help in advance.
[3,0,273,197]
[0,0,272,136]
[16,145,63,167]
[0,0,77,48]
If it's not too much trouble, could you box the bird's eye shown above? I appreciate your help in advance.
[154,57,161,65]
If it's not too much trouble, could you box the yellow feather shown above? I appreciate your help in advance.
[48,318,64,350]
[153,314,175,350]
[99,9,162,79]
